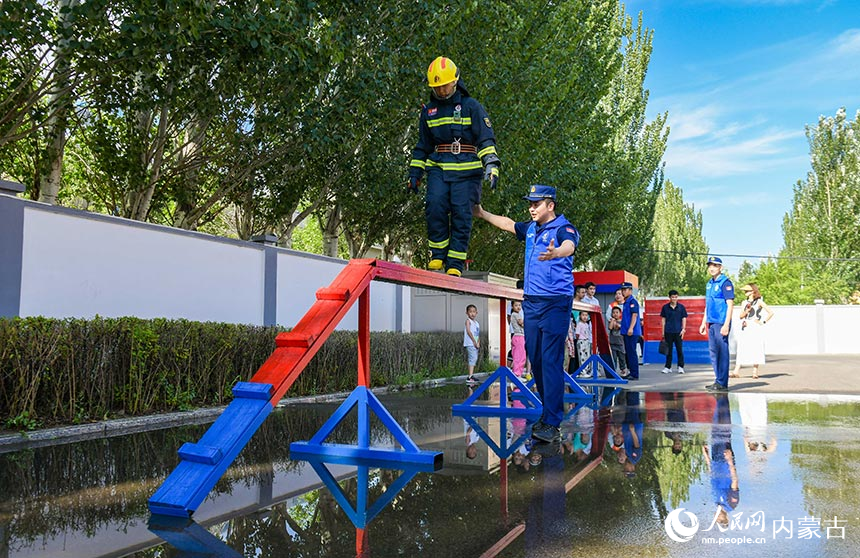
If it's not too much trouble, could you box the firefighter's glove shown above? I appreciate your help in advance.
[407,176,421,194]
[484,164,499,190]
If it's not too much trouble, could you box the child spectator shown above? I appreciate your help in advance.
[464,304,480,383]
[608,306,629,378]
[574,311,593,376]
[509,300,526,377]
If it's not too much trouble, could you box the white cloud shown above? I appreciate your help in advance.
[831,28,860,55]
[664,128,804,179]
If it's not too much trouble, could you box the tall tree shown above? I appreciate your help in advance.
[645,179,709,296]
[463,1,668,277]
[780,107,860,303]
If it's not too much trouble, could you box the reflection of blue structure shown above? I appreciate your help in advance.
[453,366,542,417]
[457,414,532,460]
[304,459,427,529]
[148,515,242,558]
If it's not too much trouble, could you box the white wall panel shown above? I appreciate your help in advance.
[19,209,265,323]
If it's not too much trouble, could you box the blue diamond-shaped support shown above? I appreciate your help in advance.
[571,353,629,385]
[289,386,442,471]
[452,366,542,418]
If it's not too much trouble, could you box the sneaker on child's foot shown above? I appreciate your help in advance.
[661,367,671,374]
[678,366,685,374]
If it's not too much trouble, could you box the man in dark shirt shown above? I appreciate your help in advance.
[660,290,688,374]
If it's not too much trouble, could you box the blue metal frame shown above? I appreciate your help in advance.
[148,382,275,517]
[452,366,542,418]
[509,371,596,406]
[289,386,442,471]
[572,353,629,385]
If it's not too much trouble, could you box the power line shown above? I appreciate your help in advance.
[645,249,860,263]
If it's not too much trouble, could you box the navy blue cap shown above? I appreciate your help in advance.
[707,256,723,266]
[620,281,634,289]
[523,184,556,201]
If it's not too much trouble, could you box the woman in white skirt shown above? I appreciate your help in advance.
[731,283,774,379]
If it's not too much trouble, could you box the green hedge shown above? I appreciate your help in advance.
[0,317,490,428]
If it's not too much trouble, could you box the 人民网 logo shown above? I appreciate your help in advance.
[664,508,699,543]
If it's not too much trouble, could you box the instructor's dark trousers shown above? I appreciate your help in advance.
[523,294,572,428]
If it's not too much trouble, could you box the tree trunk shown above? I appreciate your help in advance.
[37,0,79,205]
[320,204,341,258]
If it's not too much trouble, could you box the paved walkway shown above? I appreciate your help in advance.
[632,354,860,395]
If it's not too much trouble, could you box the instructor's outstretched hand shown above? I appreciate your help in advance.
[539,239,557,260]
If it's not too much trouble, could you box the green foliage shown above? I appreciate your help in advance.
[744,108,860,304]
[645,179,709,295]
[2,0,668,277]
[0,317,471,427]
[467,3,668,277]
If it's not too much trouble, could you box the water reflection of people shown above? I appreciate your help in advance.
[524,445,566,552]
[621,392,643,478]
[464,419,479,460]
[661,392,686,455]
[703,393,739,528]
[734,392,777,477]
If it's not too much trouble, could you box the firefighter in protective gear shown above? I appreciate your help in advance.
[408,56,500,277]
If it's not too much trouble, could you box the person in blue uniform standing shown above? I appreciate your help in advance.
[698,256,735,392]
[408,56,501,277]
[619,282,641,380]
[474,185,579,443]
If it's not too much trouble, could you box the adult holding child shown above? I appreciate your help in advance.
[731,283,774,380]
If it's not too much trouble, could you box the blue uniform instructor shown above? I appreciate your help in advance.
[474,185,580,443]
[408,56,500,277]
[619,282,642,380]
[699,256,735,392]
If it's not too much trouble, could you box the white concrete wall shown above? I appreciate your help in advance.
[20,208,266,323]
[3,196,407,330]
[731,303,860,355]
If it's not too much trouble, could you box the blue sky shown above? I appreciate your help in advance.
[626,0,860,273]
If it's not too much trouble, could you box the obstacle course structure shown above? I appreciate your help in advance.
[149,259,521,517]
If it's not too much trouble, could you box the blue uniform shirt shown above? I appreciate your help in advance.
[514,215,579,297]
[705,274,735,324]
[620,295,642,337]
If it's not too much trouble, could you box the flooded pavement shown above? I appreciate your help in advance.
[2,382,860,557]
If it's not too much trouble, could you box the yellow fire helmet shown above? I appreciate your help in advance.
[426,56,459,87]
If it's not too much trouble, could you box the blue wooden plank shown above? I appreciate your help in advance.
[177,443,223,465]
[231,381,273,399]
[148,396,273,517]
[290,442,442,471]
